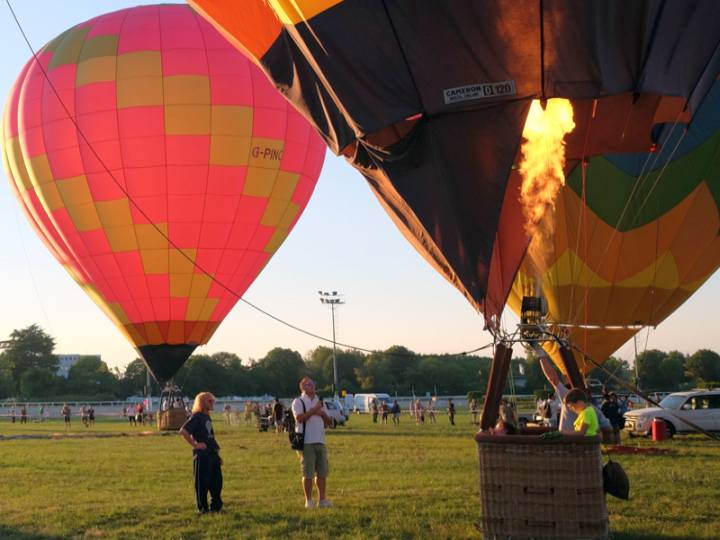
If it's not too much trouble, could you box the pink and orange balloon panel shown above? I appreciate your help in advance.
[2,5,326,382]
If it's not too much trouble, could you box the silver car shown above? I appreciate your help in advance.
[624,390,720,437]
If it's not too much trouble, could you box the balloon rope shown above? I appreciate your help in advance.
[4,0,494,360]
[568,116,687,328]
[566,100,595,331]
[6,189,52,330]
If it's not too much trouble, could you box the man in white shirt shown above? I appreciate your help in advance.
[292,377,333,508]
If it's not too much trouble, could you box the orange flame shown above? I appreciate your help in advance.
[519,98,575,264]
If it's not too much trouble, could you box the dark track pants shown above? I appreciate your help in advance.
[194,453,223,512]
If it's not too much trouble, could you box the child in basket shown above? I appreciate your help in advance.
[563,388,599,437]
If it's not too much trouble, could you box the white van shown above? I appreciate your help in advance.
[352,393,393,413]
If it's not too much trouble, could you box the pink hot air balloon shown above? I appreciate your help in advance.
[2,4,326,382]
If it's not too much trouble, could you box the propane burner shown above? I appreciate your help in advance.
[519,296,548,341]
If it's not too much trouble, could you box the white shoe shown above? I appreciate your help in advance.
[304,499,315,508]
[318,499,332,508]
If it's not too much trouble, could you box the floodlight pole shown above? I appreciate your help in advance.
[318,290,344,397]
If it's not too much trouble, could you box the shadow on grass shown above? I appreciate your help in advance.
[0,526,64,540]
[610,533,694,540]
[329,428,474,439]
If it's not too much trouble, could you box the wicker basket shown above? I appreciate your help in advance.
[476,433,608,540]
[157,408,187,431]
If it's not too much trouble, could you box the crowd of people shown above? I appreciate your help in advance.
[367,397,458,426]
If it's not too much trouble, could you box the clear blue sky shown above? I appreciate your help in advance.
[1,1,718,372]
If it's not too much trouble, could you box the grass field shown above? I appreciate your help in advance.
[0,413,719,539]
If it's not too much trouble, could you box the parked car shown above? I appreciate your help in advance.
[623,389,720,437]
[323,400,346,428]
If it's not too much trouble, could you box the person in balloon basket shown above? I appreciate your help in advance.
[537,350,613,437]
[292,377,333,508]
[563,388,599,437]
[180,392,223,514]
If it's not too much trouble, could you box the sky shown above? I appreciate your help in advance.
[0,1,718,373]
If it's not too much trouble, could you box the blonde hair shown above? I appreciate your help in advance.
[192,392,215,414]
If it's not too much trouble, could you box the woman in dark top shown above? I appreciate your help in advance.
[180,392,223,514]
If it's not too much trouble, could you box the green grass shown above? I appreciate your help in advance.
[0,414,718,539]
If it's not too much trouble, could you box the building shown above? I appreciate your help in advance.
[56,354,81,378]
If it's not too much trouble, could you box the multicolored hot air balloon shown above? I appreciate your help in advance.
[190,0,720,328]
[1,4,326,382]
[509,81,720,372]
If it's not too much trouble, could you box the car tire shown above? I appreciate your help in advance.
[332,419,337,429]
[664,420,676,438]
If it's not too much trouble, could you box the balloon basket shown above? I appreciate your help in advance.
[475,433,608,540]
[157,408,187,431]
[157,384,189,431]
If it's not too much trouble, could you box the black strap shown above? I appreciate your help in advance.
[299,397,307,434]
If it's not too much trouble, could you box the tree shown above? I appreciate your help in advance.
[0,369,16,399]
[252,348,306,397]
[209,352,253,396]
[305,347,364,394]
[635,349,685,391]
[0,325,57,391]
[177,354,232,397]
[120,358,160,397]
[19,368,58,398]
[659,351,687,390]
[67,356,120,397]
[354,352,395,392]
[685,349,720,384]
[587,356,633,389]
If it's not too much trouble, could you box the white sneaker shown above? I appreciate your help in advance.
[318,499,332,508]
[304,499,315,508]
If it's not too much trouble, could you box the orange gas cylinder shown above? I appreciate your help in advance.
[651,418,668,441]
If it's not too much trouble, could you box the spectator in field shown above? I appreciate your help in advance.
[39,405,45,422]
[244,401,253,426]
[380,401,389,425]
[135,402,144,426]
[448,399,456,425]
[81,405,89,428]
[427,400,436,424]
[61,404,71,428]
[469,398,479,425]
[88,406,95,427]
[409,399,416,422]
[127,405,136,426]
[415,400,425,425]
[180,392,223,514]
[391,400,401,426]
[272,398,284,433]
[370,398,379,423]
[10,407,15,424]
[223,403,233,426]
[601,393,623,444]
[20,405,27,424]
[292,376,332,509]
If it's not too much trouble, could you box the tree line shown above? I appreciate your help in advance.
[0,324,718,400]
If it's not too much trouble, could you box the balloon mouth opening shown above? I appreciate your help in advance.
[139,343,198,385]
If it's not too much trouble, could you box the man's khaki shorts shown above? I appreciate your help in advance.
[297,443,329,479]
